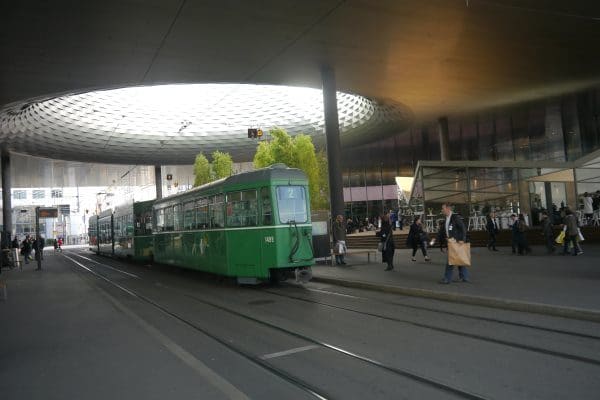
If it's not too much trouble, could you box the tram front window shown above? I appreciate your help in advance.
[276,186,307,223]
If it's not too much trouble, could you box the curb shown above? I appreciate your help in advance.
[312,276,600,323]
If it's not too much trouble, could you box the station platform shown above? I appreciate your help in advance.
[312,244,600,322]
[0,247,248,400]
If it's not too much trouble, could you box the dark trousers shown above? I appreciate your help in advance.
[487,232,497,250]
[412,241,428,257]
[563,235,578,255]
[544,234,555,253]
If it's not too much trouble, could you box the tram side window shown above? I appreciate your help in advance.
[276,186,308,223]
[173,204,183,231]
[136,211,152,235]
[209,195,224,228]
[261,187,272,225]
[196,198,209,229]
[114,217,121,238]
[226,190,257,227]
[183,202,195,230]
[127,213,134,236]
[165,207,174,231]
[155,208,165,232]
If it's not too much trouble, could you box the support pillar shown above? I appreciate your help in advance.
[321,66,345,218]
[1,148,12,272]
[154,165,163,199]
[438,116,450,162]
[2,148,12,237]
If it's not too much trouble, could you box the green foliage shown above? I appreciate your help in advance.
[193,153,211,187]
[253,128,330,210]
[212,151,233,179]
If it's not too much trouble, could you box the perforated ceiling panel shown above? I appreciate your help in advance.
[0,84,411,164]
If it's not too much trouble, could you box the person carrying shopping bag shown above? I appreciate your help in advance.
[332,215,347,265]
[439,203,471,284]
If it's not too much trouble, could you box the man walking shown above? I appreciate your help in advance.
[486,212,499,251]
[439,203,470,284]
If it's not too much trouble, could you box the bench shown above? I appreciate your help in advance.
[330,248,377,265]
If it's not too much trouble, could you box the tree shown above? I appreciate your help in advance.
[193,153,211,186]
[253,128,329,210]
[212,150,233,179]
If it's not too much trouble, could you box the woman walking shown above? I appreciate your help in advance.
[377,214,395,271]
[407,216,430,262]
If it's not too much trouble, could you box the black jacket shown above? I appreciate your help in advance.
[440,213,466,242]
[486,217,498,234]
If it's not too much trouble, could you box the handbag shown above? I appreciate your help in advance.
[578,229,585,242]
[447,239,471,267]
[555,230,565,244]
[377,242,384,252]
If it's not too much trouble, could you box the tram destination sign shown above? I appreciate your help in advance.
[38,207,58,218]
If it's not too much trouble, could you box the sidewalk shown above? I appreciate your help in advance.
[312,244,600,321]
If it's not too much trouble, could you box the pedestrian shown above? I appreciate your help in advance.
[439,203,469,284]
[57,237,63,252]
[517,214,531,254]
[376,213,395,271]
[540,211,555,254]
[406,215,430,262]
[510,214,520,254]
[33,236,43,270]
[436,220,447,252]
[332,215,347,265]
[583,192,594,224]
[562,209,579,256]
[486,212,499,251]
[36,236,45,260]
[53,238,59,253]
[11,236,21,269]
[21,235,33,264]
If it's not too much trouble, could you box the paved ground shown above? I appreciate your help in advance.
[313,244,600,313]
[1,247,599,399]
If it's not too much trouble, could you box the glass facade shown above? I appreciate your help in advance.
[411,156,600,231]
[341,86,600,187]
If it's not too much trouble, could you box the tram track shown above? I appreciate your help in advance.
[64,251,491,400]
[295,286,600,340]
[68,251,600,368]
[63,253,329,400]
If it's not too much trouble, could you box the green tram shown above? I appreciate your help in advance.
[91,200,154,263]
[152,164,313,283]
[113,200,154,262]
[88,215,98,252]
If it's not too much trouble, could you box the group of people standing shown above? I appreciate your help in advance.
[332,203,469,283]
[11,235,45,269]
[486,208,584,256]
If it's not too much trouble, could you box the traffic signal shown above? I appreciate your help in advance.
[257,129,263,137]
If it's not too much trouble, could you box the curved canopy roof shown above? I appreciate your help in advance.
[0,84,410,164]
[1,1,600,164]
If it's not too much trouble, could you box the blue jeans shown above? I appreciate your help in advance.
[444,264,469,282]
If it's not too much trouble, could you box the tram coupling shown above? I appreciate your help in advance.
[294,267,312,284]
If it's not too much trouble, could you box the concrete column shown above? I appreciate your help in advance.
[321,66,345,218]
[154,165,163,199]
[438,116,450,161]
[1,148,12,239]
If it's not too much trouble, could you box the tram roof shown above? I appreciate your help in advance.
[153,164,307,205]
